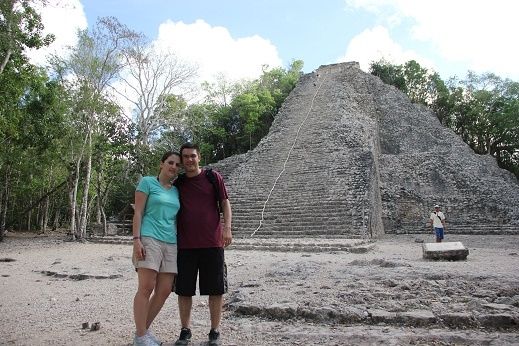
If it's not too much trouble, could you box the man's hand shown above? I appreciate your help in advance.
[222,226,232,247]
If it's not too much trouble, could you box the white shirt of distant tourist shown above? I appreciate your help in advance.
[430,211,445,228]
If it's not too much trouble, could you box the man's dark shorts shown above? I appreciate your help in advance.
[174,247,227,296]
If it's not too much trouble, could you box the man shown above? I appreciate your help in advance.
[429,204,446,243]
[173,143,232,346]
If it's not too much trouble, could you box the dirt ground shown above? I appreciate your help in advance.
[0,232,518,345]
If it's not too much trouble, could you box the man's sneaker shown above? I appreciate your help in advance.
[174,327,192,345]
[133,332,159,346]
[146,330,161,345]
[208,329,221,346]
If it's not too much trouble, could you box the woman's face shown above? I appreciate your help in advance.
[160,154,181,179]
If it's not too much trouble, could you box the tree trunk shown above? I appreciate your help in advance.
[1,166,12,236]
[52,208,61,231]
[78,130,93,239]
[41,195,50,233]
[96,168,102,224]
[35,201,41,232]
[102,208,107,236]
[68,163,80,239]
[0,167,9,241]
[28,208,32,232]
[0,176,4,241]
[68,132,89,240]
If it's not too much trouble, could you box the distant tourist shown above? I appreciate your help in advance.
[429,204,446,243]
[132,151,181,346]
[173,142,233,346]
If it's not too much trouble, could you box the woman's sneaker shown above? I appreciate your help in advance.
[146,330,161,345]
[208,329,221,346]
[174,327,192,345]
[133,332,159,346]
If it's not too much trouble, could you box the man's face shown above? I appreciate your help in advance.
[181,148,200,173]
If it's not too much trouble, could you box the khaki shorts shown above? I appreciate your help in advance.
[133,236,178,273]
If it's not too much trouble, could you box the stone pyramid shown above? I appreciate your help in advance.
[211,62,519,238]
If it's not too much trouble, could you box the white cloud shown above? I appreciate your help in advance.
[345,0,519,79]
[154,19,283,85]
[338,26,435,72]
[26,0,88,67]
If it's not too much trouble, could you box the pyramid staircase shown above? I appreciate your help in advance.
[214,62,519,239]
[221,63,383,240]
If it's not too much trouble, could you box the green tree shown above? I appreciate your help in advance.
[402,60,431,105]
[369,59,407,92]
[0,65,67,238]
[51,17,140,239]
[179,61,303,163]
[116,40,196,173]
[0,0,54,74]
[455,73,519,173]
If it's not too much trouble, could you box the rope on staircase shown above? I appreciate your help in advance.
[250,69,328,237]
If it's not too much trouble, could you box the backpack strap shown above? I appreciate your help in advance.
[205,168,222,214]
[174,169,222,214]
[173,173,186,188]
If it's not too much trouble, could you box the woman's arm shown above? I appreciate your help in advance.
[132,191,147,259]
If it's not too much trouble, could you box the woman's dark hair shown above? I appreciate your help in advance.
[161,151,181,162]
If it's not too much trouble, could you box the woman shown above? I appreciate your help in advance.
[132,151,181,346]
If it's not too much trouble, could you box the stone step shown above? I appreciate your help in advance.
[87,236,375,252]
[232,229,365,237]
[232,207,365,216]
[232,215,360,223]
[231,302,519,330]
[387,228,519,235]
[232,224,366,232]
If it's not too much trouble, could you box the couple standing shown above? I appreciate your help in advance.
[132,142,232,346]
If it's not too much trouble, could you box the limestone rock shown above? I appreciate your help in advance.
[422,241,469,260]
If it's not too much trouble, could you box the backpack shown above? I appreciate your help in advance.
[173,168,222,213]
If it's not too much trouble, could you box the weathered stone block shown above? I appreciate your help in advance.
[477,313,519,329]
[397,310,437,327]
[369,309,397,324]
[106,223,118,236]
[438,312,478,328]
[422,242,469,260]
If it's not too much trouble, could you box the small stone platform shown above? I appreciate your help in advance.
[422,241,469,261]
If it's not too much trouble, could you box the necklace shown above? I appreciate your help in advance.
[156,176,171,188]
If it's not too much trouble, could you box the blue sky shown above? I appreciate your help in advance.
[32,0,519,85]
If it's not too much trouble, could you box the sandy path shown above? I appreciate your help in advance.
[0,233,518,345]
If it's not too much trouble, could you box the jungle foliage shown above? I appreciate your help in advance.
[0,2,303,239]
[370,59,519,180]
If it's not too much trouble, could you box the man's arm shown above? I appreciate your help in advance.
[221,199,232,247]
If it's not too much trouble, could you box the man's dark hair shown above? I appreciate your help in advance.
[180,142,200,156]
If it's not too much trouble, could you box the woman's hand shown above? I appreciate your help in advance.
[133,239,146,260]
